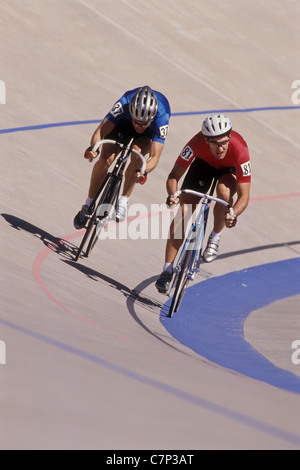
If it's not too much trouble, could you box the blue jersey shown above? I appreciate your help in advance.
[105,88,171,144]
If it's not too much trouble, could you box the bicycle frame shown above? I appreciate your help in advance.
[87,138,146,215]
[167,184,233,316]
[175,195,210,281]
[74,139,146,261]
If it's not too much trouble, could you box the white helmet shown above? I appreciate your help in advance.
[129,86,158,122]
[201,114,232,137]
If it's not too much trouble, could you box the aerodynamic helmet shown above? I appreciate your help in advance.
[201,114,232,138]
[129,86,158,122]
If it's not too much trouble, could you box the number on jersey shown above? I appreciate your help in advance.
[180,145,194,162]
[110,101,124,118]
[241,161,251,176]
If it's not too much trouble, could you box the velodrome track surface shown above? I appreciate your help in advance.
[1,0,300,450]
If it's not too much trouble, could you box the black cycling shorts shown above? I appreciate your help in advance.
[181,158,236,193]
[104,118,153,146]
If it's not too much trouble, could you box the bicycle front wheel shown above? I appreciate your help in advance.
[84,178,121,258]
[168,249,193,318]
[74,211,97,261]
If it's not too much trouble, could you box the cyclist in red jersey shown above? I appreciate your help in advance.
[155,113,251,294]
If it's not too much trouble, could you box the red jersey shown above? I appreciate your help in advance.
[176,130,251,183]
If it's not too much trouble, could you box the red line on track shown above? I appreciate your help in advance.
[32,232,130,341]
[250,193,300,202]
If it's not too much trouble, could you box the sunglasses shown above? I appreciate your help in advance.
[207,138,230,148]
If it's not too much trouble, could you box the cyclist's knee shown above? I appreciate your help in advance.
[217,186,231,202]
[99,153,115,169]
[129,151,143,168]
[132,136,151,154]
[217,175,236,202]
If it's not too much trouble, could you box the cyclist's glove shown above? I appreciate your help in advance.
[225,211,237,227]
[84,146,100,159]
[166,194,179,208]
[136,169,147,185]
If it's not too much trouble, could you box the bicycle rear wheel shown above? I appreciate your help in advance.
[168,248,193,318]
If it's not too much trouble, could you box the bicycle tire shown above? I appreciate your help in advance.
[168,248,193,318]
[174,250,196,313]
[74,175,118,261]
[74,211,96,261]
[84,177,121,258]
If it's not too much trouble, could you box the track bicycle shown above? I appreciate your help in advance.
[166,182,233,317]
[74,138,146,261]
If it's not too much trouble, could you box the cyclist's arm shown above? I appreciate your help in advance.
[225,181,250,227]
[144,141,165,174]
[166,162,186,205]
[91,118,115,145]
[136,141,164,184]
[233,181,250,216]
[84,119,115,159]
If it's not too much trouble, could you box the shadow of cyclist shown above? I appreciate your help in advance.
[1,213,78,259]
[1,213,162,310]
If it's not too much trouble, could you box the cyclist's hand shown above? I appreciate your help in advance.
[84,146,98,161]
[135,170,148,185]
[225,211,237,228]
[166,194,179,208]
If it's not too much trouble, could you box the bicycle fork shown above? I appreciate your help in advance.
[94,175,122,224]
[185,200,209,280]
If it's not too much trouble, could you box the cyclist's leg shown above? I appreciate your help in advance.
[156,159,214,291]
[168,160,214,261]
[115,133,152,222]
[87,119,135,199]
[164,193,197,266]
[161,160,213,265]
[88,143,117,198]
[212,171,236,232]
[156,195,196,294]
[203,169,236,262]
[75,121,129,230]
[121,134,151,198]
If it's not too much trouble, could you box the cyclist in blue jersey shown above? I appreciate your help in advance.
[74,86,171,228]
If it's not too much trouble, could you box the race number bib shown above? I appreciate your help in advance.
[159,125,169,139]
[110,101,124,118]
[180,145,194,162]
[240,161,251,177]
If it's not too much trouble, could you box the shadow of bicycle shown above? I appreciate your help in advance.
[1,213,163,313]
[1,213,78,260]
[63,259,163,312]
[2,212,299,319]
